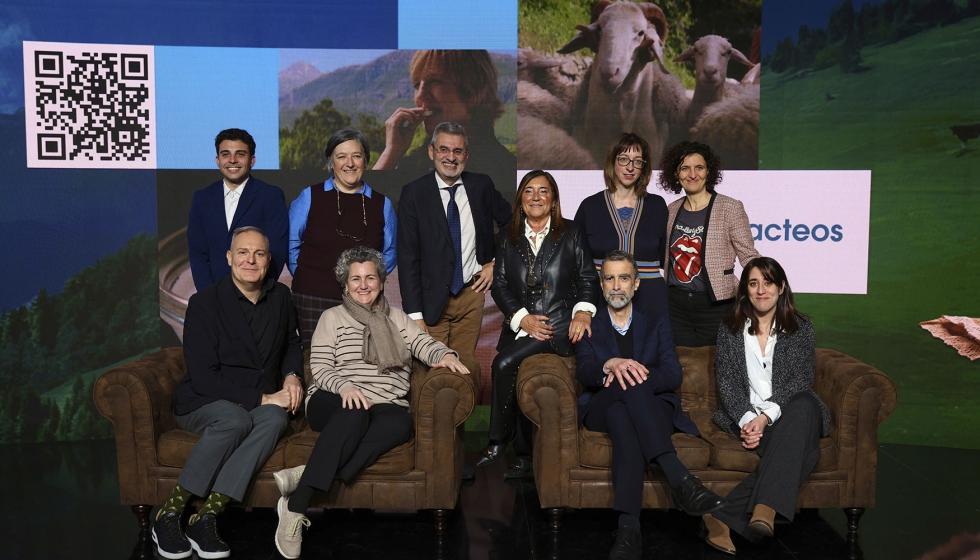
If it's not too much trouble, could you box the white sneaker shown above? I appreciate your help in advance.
[275,496,310,559]
[274,465,306,497]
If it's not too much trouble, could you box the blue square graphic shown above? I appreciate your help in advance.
[155,46,279,169]
[399,0,517,49]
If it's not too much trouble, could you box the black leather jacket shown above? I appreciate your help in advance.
[492,220,599,356]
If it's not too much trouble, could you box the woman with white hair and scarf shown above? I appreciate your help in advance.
[272,246,469,559]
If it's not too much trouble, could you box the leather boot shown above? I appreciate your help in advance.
[748,504,776,537]
[700,513,735,555]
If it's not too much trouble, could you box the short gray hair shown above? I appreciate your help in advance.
[429,122,468,148]
[230,226,269,250]
[602,250,638,278]
[334,246,386,286]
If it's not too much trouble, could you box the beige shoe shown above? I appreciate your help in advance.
[275,496,310,559]
[273,465,306,497]
[748,503,776,537]
[700,513,736,555]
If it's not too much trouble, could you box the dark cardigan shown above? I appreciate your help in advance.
[713,315,831,437]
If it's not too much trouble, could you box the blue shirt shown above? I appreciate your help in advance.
[609,305,633,336]
[287,177,397,275]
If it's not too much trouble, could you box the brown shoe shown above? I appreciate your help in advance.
[748,504,776,538]
[700,514,735,555]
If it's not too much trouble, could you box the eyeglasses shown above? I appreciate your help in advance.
[434,146,467,158]
[336,192,367,242]
[616,155,646,169]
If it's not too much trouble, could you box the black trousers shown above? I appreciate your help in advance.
[713,392,822,540]
[668,287,734,347]
[584,382,678,518]
[298,390,414,491]
[487,337,555,458]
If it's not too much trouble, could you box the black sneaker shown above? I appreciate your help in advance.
[151,510,191,559]
[185,513,231,559]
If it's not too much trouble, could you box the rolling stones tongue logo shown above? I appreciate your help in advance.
[670,235,703,282]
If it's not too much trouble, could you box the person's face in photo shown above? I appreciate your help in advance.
[414,70,470,134]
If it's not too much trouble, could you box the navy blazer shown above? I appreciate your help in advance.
[187,176,289,290]
[574,305,699,435]
[175,275,303,416]
[397,171,511,325]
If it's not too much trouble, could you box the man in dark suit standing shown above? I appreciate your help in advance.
[152,227,303,560]
[187,129,288,290]
[575,251,723,560]
[397,121,511,383]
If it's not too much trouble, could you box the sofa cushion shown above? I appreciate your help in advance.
[578,429,710,471]
[283,430,415,475]
[701,425,839,473]
[157,429,288,472]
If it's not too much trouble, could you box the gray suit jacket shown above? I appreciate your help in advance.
[713,315,830,436]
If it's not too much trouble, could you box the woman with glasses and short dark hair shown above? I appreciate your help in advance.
[574,133,671,317]
[288,128,397,346]
[658,141,760,347]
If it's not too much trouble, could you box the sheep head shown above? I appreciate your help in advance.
[674,35,753,90]
[558,1,670,91]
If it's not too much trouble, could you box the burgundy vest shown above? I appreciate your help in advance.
[291,183,386,299]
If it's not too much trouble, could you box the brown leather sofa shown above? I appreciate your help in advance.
[94,347,477,534]
[516,346,897,543]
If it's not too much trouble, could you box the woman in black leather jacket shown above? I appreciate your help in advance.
[476,170,599,478]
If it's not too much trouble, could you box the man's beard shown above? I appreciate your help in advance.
[605,290,631,310]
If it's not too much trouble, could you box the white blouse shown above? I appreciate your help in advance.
[738,320,783,429]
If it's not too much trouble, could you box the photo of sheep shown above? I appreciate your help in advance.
[760,0,980,448]
[518,0,761,169]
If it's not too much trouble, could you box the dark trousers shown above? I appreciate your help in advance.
[668,287,734,347]
[713,392,822,540]
[487,337,555,458]
[584,382,678,517]
[298,390,414,492]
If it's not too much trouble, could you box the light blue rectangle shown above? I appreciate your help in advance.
[398,0,517,50]
[155,46,279,169]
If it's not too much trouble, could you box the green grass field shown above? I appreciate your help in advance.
[760,17,980,448]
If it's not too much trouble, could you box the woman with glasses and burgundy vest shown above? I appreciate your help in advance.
[288,128,397,347]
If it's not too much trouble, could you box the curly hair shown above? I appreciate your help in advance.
[602,132,652,196]
[656,141,724,195]
[334,246,387,286]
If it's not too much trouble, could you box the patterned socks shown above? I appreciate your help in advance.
[161,484,192,515]
[192,491,231,522]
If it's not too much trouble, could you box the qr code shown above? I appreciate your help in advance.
[23,41,156,169]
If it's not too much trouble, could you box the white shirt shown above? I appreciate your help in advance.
[407,173,480,322]
[509,218,597,337]
[223,177,249,231]
[738,320,782,428]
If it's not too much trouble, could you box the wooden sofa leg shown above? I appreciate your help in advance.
[132,505,152,532]
[844,507,865,560]
[433,509,450,535]
[547,508,563,532]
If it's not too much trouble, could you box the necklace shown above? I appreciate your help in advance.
[336,190,367,241]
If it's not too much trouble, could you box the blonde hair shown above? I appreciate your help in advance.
[409,50,505,122]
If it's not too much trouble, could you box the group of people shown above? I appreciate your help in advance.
[155,118,827,560]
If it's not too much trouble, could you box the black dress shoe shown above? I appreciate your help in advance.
[502,456,533,479]
[608,527,642,560]
[671,474,723,516]
[476,443,507,467]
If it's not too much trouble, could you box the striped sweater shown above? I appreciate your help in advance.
[308,304,454,409]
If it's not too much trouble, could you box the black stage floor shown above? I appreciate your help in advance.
[3,438,979,560]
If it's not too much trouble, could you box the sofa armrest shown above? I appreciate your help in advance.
[410,356,477,508]
[813,348,898,506]
[93,347,186,505]
[516,353,580,508]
